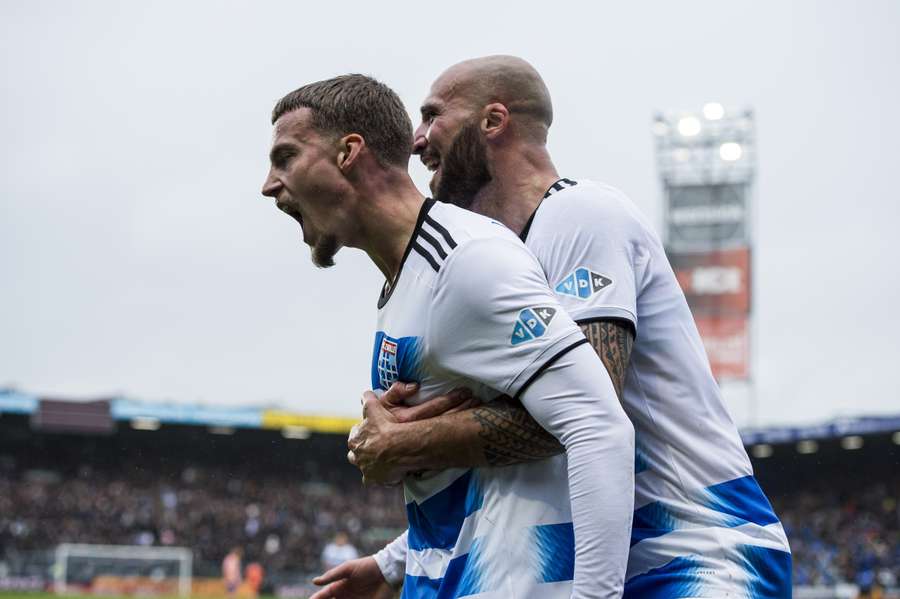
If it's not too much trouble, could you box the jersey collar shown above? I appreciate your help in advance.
[378,197,435,309]
[519,178,578,242]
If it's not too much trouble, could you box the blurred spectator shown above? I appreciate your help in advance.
[222,547,242,594]
[321,532,359,572]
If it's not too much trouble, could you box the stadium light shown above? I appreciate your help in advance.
[840,435,864,450]
[703,102,725,121]
[893,431,900,445]
[281,425,310,440]
[677,116,701,137]
[131,417,161,431]
[719,141,744,162]
[209,426,235,435]
[750,444,773,458]
[719,142,743,162]
[796,440,818,454]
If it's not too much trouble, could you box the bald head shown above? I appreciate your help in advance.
[434,55,553,141]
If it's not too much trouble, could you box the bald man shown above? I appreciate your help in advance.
[319,57,792,598]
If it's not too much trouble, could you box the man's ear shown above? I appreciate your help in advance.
[337,134,365,172]
[481,103,510,140]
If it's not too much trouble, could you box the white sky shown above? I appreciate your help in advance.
[2,0,898,426]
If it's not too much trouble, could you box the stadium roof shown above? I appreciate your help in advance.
[3,388,899,442]
[0,388,358,434]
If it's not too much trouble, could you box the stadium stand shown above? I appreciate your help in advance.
[1,388,898,598]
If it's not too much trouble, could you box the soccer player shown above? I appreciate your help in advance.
[341,56,793,597]
[221,547,242,596]
[261,75,635,598]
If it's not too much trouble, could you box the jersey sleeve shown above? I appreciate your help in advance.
[427,237,585,398]
[373,530,407,588]
[528,184,651,326]
[519,342,634,597]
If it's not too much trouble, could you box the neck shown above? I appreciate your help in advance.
[350,171,425,282]
[469,143,559,236]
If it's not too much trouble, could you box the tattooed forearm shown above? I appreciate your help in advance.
[472,396,563,466]
[579,319,635,402]
[467,319,634,467]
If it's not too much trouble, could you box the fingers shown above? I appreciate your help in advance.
[394,387,474,423]
[381,381,419,407]
[312,561,352,585]
[444,396,483,415]
[360,390,379,417]
[308,579,347,598]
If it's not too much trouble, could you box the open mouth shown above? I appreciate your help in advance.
[276,200,304,228]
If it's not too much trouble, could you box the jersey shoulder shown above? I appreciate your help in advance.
[531,179,657,244]
[412,200,524,274]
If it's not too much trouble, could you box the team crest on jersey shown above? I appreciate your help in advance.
[555,267,612,300]
[371,332,422,390]
[511,306,557,346]
[376,337,400,389]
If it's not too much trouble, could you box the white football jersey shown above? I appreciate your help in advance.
[524,179,791,597]
[371,198,590,598]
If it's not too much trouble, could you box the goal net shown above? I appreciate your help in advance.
[54,543,192,597]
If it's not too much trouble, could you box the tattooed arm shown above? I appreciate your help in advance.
[579,318,635,403]
[471,317,634,465]
[347,317,635,478]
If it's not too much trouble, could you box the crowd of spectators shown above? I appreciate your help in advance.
[0,423,897,589]
[0,434,407,580]
[772,480,900,590]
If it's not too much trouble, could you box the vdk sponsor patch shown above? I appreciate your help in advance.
[511,306,557,346]
[555,267,612,299]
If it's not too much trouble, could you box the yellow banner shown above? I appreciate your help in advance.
[261,410,359,434]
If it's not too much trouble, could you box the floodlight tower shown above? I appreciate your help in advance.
[653,104,757,422]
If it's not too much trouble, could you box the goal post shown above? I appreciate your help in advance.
[54,543,193,597]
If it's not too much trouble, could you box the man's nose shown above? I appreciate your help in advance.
[261,172,281,198]
[412,123,428,155]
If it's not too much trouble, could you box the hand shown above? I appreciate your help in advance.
[348,385,479,485]
[309,556,395,599]
[348,391,405,485]
[379,382,478,423]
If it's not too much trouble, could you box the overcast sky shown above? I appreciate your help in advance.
[2,0,898,427]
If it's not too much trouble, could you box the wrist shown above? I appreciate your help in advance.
[386,419,434,472]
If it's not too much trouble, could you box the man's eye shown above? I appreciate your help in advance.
[273,150,295,168]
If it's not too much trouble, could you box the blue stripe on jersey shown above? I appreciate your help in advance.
[740,545,792,599]
[623,555,705,599]
[703,475,780,528]
[402,573,441,599]
[407,469,484,551]
[371,332,422,391]
[631,500,678,546]
[632,475,779,546]
[634,430,651,474]
[531,522,575,583]
[401,540,483,599]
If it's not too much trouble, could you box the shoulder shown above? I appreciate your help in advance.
[420,200,526,273]
[439,236,541,294]
[532,179,653,241]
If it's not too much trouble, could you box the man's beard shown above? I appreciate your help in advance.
[434,121,492,209]
[311,234,340,268]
